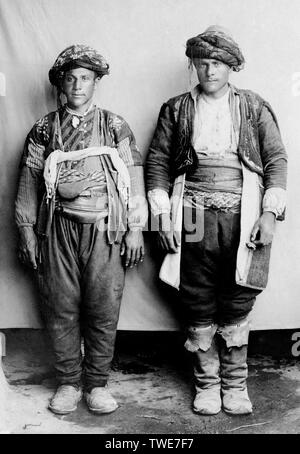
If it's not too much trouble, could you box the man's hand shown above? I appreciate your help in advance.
[18,226,38,269]
[249,212,276,249]
[120,230,145,268]
[157,213,180,254]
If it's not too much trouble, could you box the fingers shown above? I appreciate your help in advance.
[158,233,168,251]
[254,232,273,247]
[122,231,145,268]
[134,245,142,266]
[251,233,273,247]
[246,241,257,250]
[250,223,259,242]
[250,214,275,248]
[18,230,39,269]
[125,247,134,268]
[167,238,178,253]
[251,225,273,247]
[18,247,37,269]
[174,231,181,248]
[125,246,142,268]
[126,247,146,268]
[250,223,264,247]
[252,239,263,247]
[120,242,125,256]
[158,232,179,253]
[139,243,145,264]
[28,248,37,269]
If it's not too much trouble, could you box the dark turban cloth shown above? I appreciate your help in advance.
[49,44,110,87]
[186,28,245,72]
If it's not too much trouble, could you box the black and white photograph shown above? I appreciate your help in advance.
[0,0,299,438]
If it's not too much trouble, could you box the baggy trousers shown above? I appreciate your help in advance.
[180,207,261,326]
[38,213,125,391]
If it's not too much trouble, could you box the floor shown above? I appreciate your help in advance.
[1,329,300,434]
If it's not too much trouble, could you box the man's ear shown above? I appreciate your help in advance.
[59,77,65,95]
[94,75,102,87]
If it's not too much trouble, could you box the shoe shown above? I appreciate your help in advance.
[85,386,118,414]
[222,388,253,415]
[193,387,222,415]
[48,384,82,415]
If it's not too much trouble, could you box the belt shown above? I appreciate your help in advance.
[56,206,108,224]
[55,192,109,223]
[79,186,107,198]
[57,192,108,210]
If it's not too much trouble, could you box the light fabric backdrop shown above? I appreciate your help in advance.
[0,0,300,329]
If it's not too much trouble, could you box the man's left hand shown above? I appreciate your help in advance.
[120,230,145,268]
[249,212,276,248]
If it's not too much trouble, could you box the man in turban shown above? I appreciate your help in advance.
[146,26,287,415]
[15,45,148,415]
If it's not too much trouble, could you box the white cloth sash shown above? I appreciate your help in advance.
[159,174,185,289]
[43,146,131,202]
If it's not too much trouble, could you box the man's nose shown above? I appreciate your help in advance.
[206,65,215,77]
[74,79,82,90]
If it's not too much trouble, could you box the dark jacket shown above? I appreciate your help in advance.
[146,85,287,196]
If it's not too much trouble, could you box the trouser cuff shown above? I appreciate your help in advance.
[84,380,108,393]
[57,380,82,390]
[184,324,218,352]
[218,319,250,348]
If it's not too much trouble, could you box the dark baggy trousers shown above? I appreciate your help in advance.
[180,207,261,326]
[37,213,125,391]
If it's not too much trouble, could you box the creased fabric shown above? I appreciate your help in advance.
[184,324,218,352]
[16,106,147,235]
[146,84,287,218]
[146,84,287,290]
[218,320,250,348]
[43,146,131,203]
[49,44,110,87]
[186,26,245,72]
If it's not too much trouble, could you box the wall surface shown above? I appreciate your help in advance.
[0,0,300,329]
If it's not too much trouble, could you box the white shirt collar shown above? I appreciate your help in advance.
[191,84,231,104]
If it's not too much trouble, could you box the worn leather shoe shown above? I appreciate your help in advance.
[85,387,118,414]
[48,385,82,415]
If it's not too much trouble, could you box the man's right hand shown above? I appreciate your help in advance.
[157,213,180,253]
[18,226,38,269]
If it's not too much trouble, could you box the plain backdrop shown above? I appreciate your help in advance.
[0,0,300,329]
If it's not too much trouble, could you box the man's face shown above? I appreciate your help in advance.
[193,58,231,98]
[62,67,100,113]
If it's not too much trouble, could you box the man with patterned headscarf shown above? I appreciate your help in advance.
[15,45,148,415]
[146,26,287,415]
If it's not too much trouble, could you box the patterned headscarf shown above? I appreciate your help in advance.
[49,44,110,87]
[186,25,245,72]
